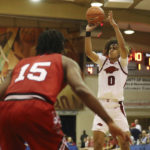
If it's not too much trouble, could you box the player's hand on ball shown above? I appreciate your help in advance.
[86,24,98,32]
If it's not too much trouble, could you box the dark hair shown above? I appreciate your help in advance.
[36,29,65,55]
[103,39,118,56]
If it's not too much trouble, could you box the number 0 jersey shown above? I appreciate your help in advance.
[96,55,128,101]
[5,54,65,104]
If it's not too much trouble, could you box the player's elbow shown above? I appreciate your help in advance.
[73,84,89,98]
[85,50,92,59]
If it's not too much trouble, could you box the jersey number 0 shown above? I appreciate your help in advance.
[108,76,115,86]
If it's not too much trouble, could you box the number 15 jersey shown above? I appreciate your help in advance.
[95,55,128,101]
[5,54,65,104]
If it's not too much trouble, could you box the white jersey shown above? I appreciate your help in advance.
[95,55,128,101]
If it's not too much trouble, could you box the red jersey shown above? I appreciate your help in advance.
[5,54,65,104]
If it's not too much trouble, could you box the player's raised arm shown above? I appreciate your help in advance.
[108,11,128,58]
[85,24,99,62]
[62,55,131,142]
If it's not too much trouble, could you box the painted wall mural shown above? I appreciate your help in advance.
[0,27,84,110]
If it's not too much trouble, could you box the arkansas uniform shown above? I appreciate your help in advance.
[0,54,68,150]
[92,55,129,133]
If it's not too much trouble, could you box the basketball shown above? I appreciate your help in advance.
[86,6,105,24]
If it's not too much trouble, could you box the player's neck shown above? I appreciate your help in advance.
[109,58,118,63]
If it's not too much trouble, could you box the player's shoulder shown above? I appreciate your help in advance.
[62,55,79,68]
[62,55,78,64]
[118,57,128,67]
[118,56,128,61]
[95,54,107,66]
[15,56,39,68]
[21,55,36,62]
[98,54,107,60]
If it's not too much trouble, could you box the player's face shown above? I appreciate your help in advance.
[108,44,120,59]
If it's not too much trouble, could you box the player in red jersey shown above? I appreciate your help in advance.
[0,29,130,150]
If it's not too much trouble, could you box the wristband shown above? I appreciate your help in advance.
[86,31,91,37]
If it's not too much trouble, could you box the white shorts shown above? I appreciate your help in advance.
[92,99,129,134]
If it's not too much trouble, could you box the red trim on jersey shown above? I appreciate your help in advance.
[119,101,126,117]
[118,60,128,87]
[117,60,128,75]
[98,58,108,73]
[123,80,127,88]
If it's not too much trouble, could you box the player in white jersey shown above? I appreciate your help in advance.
[85,11,130,150]
[97,55,128,101]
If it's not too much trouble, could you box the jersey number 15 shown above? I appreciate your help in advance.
[15,62,51,82]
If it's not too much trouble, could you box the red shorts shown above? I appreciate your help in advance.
[0,99,68,150]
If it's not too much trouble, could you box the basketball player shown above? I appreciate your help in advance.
[0,29,130,150]
[85,11,130,150]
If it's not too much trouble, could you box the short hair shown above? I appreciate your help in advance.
[103,39,118,56]
[36,29,65,55]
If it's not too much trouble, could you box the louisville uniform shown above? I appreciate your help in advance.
[92,55,129,133]
[0,54,68,150]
